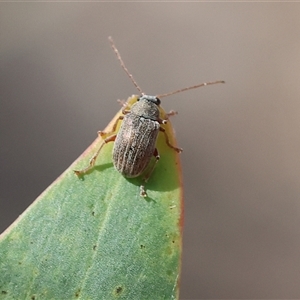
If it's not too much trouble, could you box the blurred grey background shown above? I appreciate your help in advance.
[1,3,300,299]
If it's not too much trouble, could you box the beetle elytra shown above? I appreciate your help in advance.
[74,37,224,197]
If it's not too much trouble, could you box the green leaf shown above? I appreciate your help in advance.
[0,95,183,300]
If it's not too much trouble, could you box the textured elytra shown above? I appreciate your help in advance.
[113,113,160,178]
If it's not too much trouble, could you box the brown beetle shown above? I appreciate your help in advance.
[74,37,224,197]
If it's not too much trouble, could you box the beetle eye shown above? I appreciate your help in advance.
[155,97,161,105]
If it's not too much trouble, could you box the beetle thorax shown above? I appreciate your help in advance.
[130,96,160,120]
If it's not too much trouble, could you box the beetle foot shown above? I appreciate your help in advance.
[166,110,178,119]
[74,169,83,177]
[140,185,148,198]
[98,131,106,137]
[176,147,183,153]
[117,99,127,107]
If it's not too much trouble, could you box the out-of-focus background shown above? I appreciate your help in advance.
[1,3,300,299]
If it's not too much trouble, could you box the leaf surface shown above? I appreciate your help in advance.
[0,96,183,300]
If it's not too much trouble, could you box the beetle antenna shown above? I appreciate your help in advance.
[156,80,225,98]
[108,36,144,95]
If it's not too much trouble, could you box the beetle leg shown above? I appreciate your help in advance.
[117,99,127,107]
[122,108,131,115]
[74,134,116,176]
[117,99,131,115]
[159,127,183,153]
[158,110,178,124]
[165,110,178,119]
[140,186,147,198]
[117,99,130,114]
[140,148,160,197]
[98,115,124,138]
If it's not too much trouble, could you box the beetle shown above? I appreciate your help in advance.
[74,37,224,197]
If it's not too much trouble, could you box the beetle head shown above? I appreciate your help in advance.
[138,95,161,106]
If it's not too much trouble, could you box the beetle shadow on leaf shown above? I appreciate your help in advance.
[125,177,157,203]
[126,164,179,195]
[94,162,114,173]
